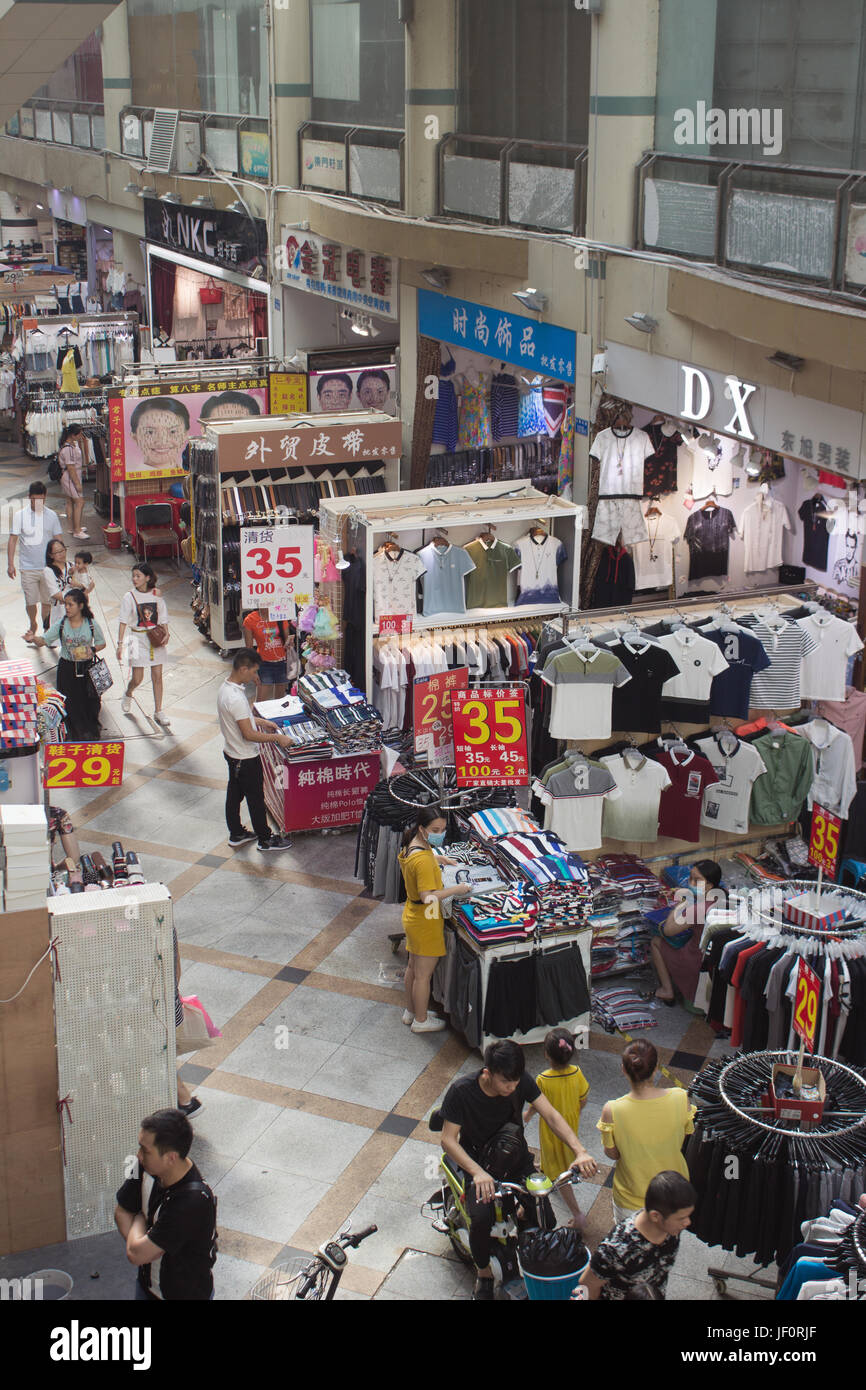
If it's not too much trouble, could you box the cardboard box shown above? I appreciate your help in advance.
[784,890,846,933]
[768,1064,826,1127]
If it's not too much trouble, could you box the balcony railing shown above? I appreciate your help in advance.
[298,122,404,207]
[120,109,270,181]
[437,134,587,235]
[6,99,105,152]
[635,152,866,302]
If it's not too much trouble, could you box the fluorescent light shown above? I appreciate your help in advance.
[513,288,548,314]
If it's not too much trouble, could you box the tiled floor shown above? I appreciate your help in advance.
[0,447,775,1301]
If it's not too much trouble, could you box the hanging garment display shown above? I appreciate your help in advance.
[644,420,683,496]
[590,425,655,547]
[515,531,566,605]
[654,746,720,843]
[795,611,864,702]
[748,617,818,710]
[696,731,767,835]
[371,546,426,619]
[684,505,737,581]
[541,384,568,438]
[699,623,772,720]
[490,372,520,442]
[656,627,729,724]
[741,496,793,572]
[798,494,832,571]
[632,510,680,589]
[748,730,814,826]
[590,545,637,606]
[518,376,546,437]
[457,373,492,450]
[539,643,631,741]
[608,636,680,734]
[600,751,672,842]
[683,432,739,498]
[463,536,520,608]
[793,718,857,819]
[533,753,620,853]
[815,686,866,769]
[558,403,575,494]
[418,541,476,615]
[592,498,649,547]
[432,349,459,453]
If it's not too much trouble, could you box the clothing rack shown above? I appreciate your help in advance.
[427,437,560,494]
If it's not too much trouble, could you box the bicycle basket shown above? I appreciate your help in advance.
[250,1257,320,1301]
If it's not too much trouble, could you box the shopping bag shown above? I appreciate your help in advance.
[176,996,220,1054]
[182,993,222,1038]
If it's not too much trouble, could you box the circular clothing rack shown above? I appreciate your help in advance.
[716,1049,866,1140]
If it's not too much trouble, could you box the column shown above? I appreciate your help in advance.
[101,2,132,153]
[271,0,312,189]
[403,0,458,218]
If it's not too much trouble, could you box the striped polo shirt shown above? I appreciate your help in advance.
[748,620,819,710]
[540,646,631,740]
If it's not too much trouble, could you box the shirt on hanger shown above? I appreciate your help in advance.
[463,538,520,608]
[815,687,866,770]
[749,731,814,826]
[655,747,720,842]
[741,497,792,572]
[417,543,476,616]
[371,549,426,618]
[657,629,729,722]
[515,533,567,605]
[644,422,683,496]
[793,719,857,819]
[590,426,655,496]
[795,612,864,703]
[683,434,737,498]
[632,512,680,589]
[696,733,767,835]
[684,507,737,580]
[600,753,672,841]
[748,620,819,710]
[700,625,772,719]
[540,646,632,741]
[798,496,831,571]
[534,759,620,853]
[609,639,680,734]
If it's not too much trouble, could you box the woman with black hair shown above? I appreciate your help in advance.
[129,396,190,474]
[398,806,472,1033]
[199,390,262,421]
[117,562,171,729]
[650,859,724,1010]
[25,588,106,738]
[43,537,73,620]
[58,424,88,539]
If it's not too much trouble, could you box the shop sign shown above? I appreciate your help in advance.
[418,288,578,384]
[269,372,308,414]
[214,418,402,471]
[240,524,314,611]
[300,138,346,192]
[451,688,529,788]
[808,802,842,877]
[44,741,125,789]
[281,753,380,831]
[414,668,468,768]
[279,228,398,320]
[109,375,269,483]
[144,198,268,276]
[793,957,821,1051]
[240,130,270,179]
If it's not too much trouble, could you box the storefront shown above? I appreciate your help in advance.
[143,198,270,361]
[413,287,591,498]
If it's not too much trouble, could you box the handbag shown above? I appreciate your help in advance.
[88,657,113,695]
[175,997,219,1054]
[147,624,170,649]
[199,276,223,305]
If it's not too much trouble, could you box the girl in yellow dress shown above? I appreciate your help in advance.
[398,806,472,1035]
[530,1028,590,1228]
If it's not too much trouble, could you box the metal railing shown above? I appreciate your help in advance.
[635,151,866,302]
[120,108,269,181]
[298,122,404,206]
[7,99,105,152]
[437,133,587,235]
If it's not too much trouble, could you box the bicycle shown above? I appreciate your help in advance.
[249,1224,378,1301]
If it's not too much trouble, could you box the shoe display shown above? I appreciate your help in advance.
[112,842,128,880]
[91,852,113,887]
[80,854,99,887]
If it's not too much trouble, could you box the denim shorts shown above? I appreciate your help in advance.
[258,659,288,683]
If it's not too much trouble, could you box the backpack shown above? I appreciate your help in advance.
[48,455,62,483]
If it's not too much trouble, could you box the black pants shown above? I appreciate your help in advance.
[464,1158,536,1270]
[224,752,270,841]
[56,657,102,740]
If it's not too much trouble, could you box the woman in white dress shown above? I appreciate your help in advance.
[116,562,171,729]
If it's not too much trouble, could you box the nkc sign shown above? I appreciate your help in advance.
[680,365,758,441]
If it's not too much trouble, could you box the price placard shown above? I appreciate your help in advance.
[240,524,314,611]
[43,742,125,789]
[413,668,468,767]
[793,957,821,1050]
[378,613,412,635]
[452,687,529,788]
[808,803,842,876]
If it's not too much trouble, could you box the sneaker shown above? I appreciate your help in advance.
[473,1278,495,1301]
[228,828,257,848]
[121,695,132,714]
[411,1017,447,1034]
[178,1097,204,1120]
[401,1009,414,1026]
[257,833,294,852]
[153,711,171,729]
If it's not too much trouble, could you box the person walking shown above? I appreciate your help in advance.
[114,1109,217,1301]
[398,806,472,1034]
[25,588,106,739]
[7,481,64,639]
[117,562,171,729]
[597,1040,696,1226]
[576,1171,697,1301]
[217,647,294,853]
[58,424,88,539]
[528,1028,590,1229]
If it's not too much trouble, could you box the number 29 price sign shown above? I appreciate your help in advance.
[793,957,821,1051]
[44,742,125,789]
[241,524,314,611]
[451,688,529,788]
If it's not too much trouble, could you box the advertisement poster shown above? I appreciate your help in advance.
[281,753,381,831]
[452,688,529,788]
[279,228,398,320]
[414,668,468,767]
[240,130,270,179]
[309,364,396,416]
[109,376,269,482]
[44,741,125,789]
[268,372,308,415]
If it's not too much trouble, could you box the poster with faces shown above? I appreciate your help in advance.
[310,364,396,416]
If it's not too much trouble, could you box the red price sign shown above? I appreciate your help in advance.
[43,741,125,789]
[809,803,841,876]
[241,524,314,610]
[378,614,412,635]
[452,688,529,788]
[793,957,821,1050]
[413,668,468,767]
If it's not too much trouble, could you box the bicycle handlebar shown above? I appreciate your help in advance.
[495,1171,580,1199]
[343,1224,378,1247]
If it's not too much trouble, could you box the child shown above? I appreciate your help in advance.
[527,1028,590,1229]
[72,550,95,596]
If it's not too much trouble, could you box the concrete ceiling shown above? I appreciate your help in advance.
[0,1,119,126]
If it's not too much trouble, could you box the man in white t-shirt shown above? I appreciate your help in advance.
[218,648,294,852]
[6,481,64,639]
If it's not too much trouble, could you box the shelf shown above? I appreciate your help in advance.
[410,603,566,630]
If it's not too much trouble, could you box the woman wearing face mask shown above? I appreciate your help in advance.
[650,859,723,1010]
[398,807,472,1034]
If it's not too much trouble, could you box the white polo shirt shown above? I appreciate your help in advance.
[796,612,864,702]
[600,753,672,842]
[218,679,259,760]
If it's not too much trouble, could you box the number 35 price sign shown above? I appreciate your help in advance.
[808,803,841,878]
[241,524,314,610]
[451,688,529,788]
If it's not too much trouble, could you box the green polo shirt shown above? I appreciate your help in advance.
[463,539,520,608]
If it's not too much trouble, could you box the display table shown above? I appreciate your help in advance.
[262,746,381,833]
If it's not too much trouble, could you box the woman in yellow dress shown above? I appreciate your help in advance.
[399,807,472,1035]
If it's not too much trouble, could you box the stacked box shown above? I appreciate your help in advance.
[1,804,49,911]
[0,660,39,749]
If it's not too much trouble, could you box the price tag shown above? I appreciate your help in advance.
[43,742,125,789]
[378,614,412,635]
[451,688,529,788]
[808,803,842,876]
[793,957,821,1050]
[267,598,297,622]
[240,524,314,611]
[413,668,468,767]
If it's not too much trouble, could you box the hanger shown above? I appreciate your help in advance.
[644,495,663,518]
[479,523,496,545]
[701,490,719,511]
[432,527,449,551]
[529,519,548,540]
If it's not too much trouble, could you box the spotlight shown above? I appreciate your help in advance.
[421,267,450,291]
[137,187,157,199]
[159,191,181,204]
[513,288,548,314]
[227,199,247,215]
[123,181,139,194]
[351,315,371,337]
[624,312,658,334]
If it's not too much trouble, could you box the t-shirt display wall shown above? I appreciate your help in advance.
[606,406,865,604]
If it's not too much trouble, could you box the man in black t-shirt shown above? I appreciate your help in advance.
[114,1109,217,1301]
[439,1039,597,1300]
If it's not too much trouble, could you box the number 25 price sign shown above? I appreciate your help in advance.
[451,688,529,788]
[793,957,821,1051]
[809,803,841,878]
[44,742,125,789]
[241,524,314,611]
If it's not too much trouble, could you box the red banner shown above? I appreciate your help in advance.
[793,957,821,1050]
[413,668,468,767]
[378,614,412,635]
[279,753,380,831]
[43,741,125,789]
[451,688,529,788]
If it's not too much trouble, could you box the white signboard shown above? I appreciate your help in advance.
[240,524,314,612]
[279,226,398,320]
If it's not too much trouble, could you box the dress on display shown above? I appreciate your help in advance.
[457,374,492,450]
[490,372,520,442]
[518,377,545,437]
[558,405,575,494]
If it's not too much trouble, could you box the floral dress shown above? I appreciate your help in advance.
[457,373,492,450]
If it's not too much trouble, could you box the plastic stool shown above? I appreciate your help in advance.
[838,857,866,889]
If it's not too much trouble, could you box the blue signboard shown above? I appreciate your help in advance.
[417,288,578,385]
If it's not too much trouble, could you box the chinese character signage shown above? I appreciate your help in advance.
[279,227,398,320]
[109,375,269,483]
[300,139,347,193]
[212,418,403,472]
[268,372,308,415]
[240,524,314,611]
[414,668,468,768]
[451,688,529,788]
[144,198,268,276]
[417,288,578,385]
[44,742,125,789]
[280,753,381,832]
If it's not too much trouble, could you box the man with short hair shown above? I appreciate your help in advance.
[6,481,64,639]
[577,1170,697,1301]
[217,646,294,852]
[114,1108,217,1301]
[439,1038,598,1300]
